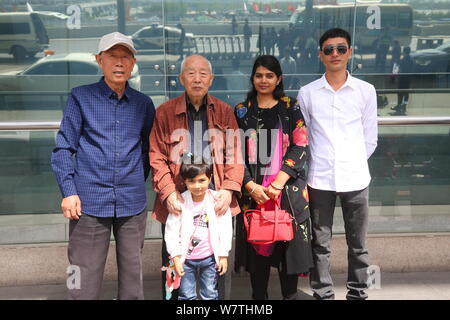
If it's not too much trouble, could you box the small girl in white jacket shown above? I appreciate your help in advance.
[164,158,232,300]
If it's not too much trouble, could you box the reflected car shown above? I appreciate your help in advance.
[1,52,141,92]
[131,25,195,52]
[411,42,450,72]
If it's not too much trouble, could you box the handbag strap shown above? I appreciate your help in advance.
[284,185,298,229]
[243,210,251,234]
[273,205,279,242]
[262,201,281,242]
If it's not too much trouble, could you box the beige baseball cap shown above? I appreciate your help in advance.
[97,32,137,55]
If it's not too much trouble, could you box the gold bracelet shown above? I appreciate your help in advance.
[270,182,283,191]
[249,185,257,194]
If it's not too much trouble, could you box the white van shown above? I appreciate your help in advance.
[0,12,49,61]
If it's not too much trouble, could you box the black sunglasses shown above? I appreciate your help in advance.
[322,45,348,55]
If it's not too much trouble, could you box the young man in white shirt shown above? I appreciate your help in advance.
[297,28,378,300]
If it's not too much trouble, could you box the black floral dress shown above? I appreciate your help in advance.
[234,96,313,275]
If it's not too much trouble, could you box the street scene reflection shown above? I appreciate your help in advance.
[0,0,449,235]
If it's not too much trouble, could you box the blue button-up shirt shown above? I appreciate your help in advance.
[51,78,155,218]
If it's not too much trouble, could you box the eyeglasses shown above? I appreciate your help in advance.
[322,45,348,56]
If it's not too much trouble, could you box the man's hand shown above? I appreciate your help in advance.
[165,191,184,215]
[217,257,228,276]
[61,195,82,220]
[173,256,185,277]
[214,189,232,216]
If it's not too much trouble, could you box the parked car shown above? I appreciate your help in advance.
[1,52,141,92]
[411,41,450,73]
[0,53,142,110]
[131,24,195,52]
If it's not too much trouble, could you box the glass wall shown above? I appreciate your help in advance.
[1,0,449,243]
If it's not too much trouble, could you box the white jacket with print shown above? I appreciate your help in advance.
[164,189,232,265]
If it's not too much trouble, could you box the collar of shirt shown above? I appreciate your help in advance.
[318,71,358,93]
[174,92,214,115]
[186,94,208,120]
[97,76,132,101]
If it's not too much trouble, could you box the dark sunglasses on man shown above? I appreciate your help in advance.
[322,45,348,56]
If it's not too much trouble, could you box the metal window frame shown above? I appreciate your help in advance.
[1,117,450,131]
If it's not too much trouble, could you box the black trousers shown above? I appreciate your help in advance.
[249,251,299,300]
[397,77,411,112]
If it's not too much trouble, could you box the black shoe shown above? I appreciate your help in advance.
[313,293,335,300]
[346,289,368,300]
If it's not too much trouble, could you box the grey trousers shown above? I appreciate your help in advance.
[308,186,370,300]
[67,209,147,300]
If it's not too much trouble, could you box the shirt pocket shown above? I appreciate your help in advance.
[163,133,187,164]
[339,100,362,128]
[310,99,332,125]
[121,106,144,139]
[209,123,229,158]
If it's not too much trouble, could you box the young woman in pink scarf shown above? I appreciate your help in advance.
[234,55,313,300]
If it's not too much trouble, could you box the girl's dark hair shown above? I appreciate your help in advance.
[179,153,212,180]
[246,55,285,102]
[319,28,352,50]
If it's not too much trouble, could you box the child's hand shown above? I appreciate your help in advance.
[173,256,185,277]
[217,257,228,276]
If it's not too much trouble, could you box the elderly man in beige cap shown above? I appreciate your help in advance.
[51,32,155,299]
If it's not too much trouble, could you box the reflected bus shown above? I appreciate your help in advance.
[290,3,413,51]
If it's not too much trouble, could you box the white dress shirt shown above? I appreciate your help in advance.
[298,72,378,192]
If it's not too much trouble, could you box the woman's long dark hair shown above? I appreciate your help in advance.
[246,55,285,102]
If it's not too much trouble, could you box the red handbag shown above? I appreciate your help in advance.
[243,204,294,244]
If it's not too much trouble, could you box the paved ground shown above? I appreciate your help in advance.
[0,271,449,300]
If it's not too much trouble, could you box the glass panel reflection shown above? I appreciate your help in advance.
[1,0,450,242]
[0,130,60,215]
[0,129,159,244]
[366,124,450,233]
[351,0,450,117]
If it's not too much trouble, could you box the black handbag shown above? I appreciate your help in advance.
[281,173,310,228]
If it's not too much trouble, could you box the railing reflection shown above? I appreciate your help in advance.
[1,116,450,132]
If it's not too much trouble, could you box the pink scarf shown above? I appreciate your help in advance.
[253,125,283,256]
